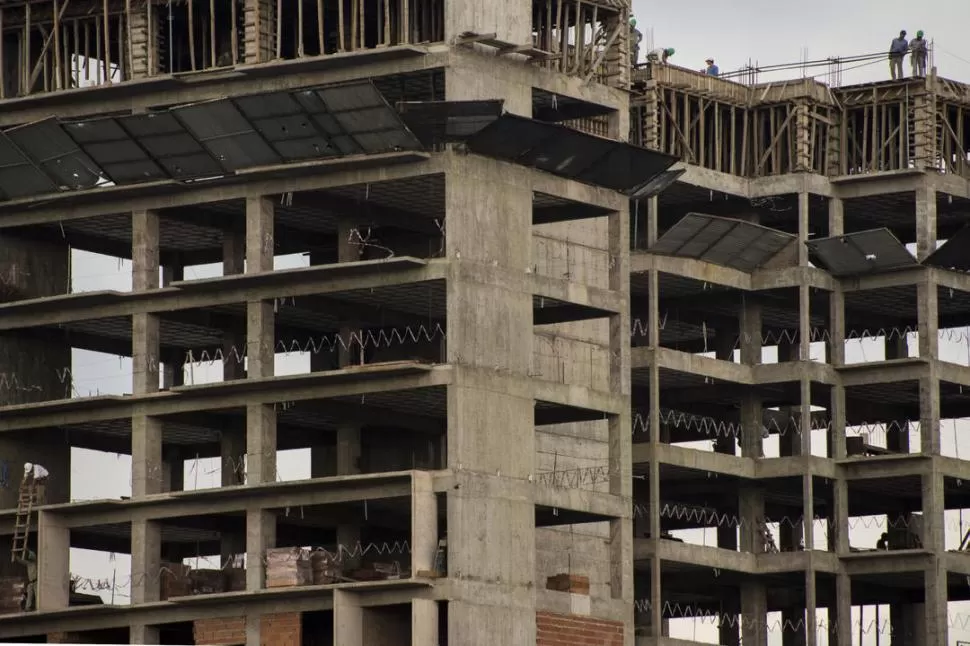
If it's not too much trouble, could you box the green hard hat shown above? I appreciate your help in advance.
[917,30,924,38]
[630,18,637,27]
[666,48,675,56]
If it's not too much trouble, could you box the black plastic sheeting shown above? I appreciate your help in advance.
[397,100,505,148]
[0,80,424,202]
[923,225,970,272]
[464,113,679,195]
[650,213,795,272]
[807,228,918,277]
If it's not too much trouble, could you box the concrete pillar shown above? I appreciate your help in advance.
[740,579,768,646]
[797,192,810,266]
[444,155,536,643]
[132,210,163,497]
[37,511,69,611]
[411,471,438,582]
[923,469,947,645]
[334,589,363,645]
[832,573,851,645]
[224,228,247,381]
[917,275,938,360]
[412,599,439,646]
[246,509,276,591]
[245,198,277,485]
[915,185,937,261]
[920,374,940,456]
[130,625,160,645]
[130,520,161,607]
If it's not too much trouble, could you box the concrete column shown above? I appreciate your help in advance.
[919,373,940,456]
[132,210,163,497]
[224,228,247,381]
[247,404,277,485]
[37,511,69,611]
[411,472,438,575]
[827,288,845,366]
[130,625,160,645]
[412,599,439,646]
[827,198,844,237]
[832,573,851,645]
[917,276,938,360]
[246,509,276,591]
[443,154,536,643]
[130,520,161,606]
[922,469,947,644]
[797,192,810,266]
[333,589,363,645]
[740,579,768,646]
[915,185,937,261]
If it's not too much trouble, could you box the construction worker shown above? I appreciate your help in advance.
[17,549,37,611]
[629,17,643,66]
[704,58,719,76]
[889,30,908,80]
[647,47,674,65]
[23,463,48,506]
[910,30,928,77]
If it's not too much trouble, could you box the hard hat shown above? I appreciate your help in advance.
[666,48,675,56]
[706,58,714,63]
[23,462,31,472]
[917,30,924,38]
[630,18,637,27]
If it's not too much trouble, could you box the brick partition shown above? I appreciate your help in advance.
[536,611,623,646]
[193,612,301,646]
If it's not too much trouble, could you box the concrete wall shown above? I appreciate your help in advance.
[445,0,531,46]
[193,613,301,646]
[536,611,624,646]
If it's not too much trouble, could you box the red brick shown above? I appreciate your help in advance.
[536,611,624,646]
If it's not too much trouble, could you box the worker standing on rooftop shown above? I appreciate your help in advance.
[704,58,719,76]
[889,30,908,80]
[629,16,643,66]
[910,31,928,77]
[647,47,674,65]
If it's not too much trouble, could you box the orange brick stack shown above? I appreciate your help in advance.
[545,574,591,595]
[193,613,301,646]
[536,611,623,646]
[265,547,311,588]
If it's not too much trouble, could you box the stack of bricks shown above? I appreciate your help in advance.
[225,566,247,592]
[193,612,301,646]
[536,612,623,646]
[0,577,24,613]
[309,550,340,584]
[265,547,311,588]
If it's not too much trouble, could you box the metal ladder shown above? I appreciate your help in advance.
[11,476,37,563]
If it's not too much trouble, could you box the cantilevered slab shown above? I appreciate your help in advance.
[807,228,918,277]
[924,225,970,271]
[649,213,795,272]
[464,113,678,194]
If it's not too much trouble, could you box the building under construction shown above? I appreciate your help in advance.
[0,1,968,645]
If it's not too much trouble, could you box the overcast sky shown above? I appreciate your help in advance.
[57,10,970,639]
[632,0,970,86]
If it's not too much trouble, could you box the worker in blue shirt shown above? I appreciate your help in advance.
[889,30,908,80]
[704,58,719,76]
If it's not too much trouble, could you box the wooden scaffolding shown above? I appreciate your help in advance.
[633,63,970,180]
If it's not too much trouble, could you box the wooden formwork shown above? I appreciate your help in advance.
[635,62,970,179]
[0,0,632,99]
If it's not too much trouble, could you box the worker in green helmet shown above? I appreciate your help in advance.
[629,17,643,66]
[910,30,928,77]
[647,47,675,65]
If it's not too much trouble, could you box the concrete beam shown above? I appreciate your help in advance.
[0,364,450,432]
[43,471,415,529]
[837,358,930,387]
[0,258,445,331]
[631,254,752,290]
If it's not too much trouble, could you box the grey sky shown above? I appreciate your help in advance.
[632,0,970,86]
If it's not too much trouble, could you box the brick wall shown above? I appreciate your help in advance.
[193,612,301,646]
[537,611,623,646]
